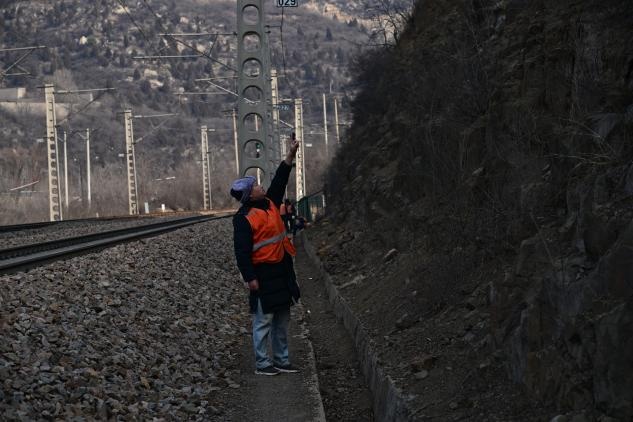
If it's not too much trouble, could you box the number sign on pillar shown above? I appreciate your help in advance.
[276,0,298,6]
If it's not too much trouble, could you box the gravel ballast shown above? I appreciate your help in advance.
[0,219,249,420]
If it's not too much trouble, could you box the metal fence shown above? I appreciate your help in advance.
[296,191,326,222]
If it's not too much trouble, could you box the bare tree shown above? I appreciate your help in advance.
[362,0,415,46]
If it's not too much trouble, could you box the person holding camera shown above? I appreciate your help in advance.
[230,133,301,376]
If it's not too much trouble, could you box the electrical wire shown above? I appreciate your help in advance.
[1,28,49,84]
[140,0,237,73]
[114,0,155,50]
[134,114,177,144]
[56,90,109,126]
[205,33,220,59]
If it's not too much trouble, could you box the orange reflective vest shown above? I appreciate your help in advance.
[245,199,296,265]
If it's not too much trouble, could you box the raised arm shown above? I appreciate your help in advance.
[266,134,300,207]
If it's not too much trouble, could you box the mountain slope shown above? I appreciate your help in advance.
[319,0,633,419]
[0,0,369,222]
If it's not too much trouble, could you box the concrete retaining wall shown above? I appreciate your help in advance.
[301,233,414,422]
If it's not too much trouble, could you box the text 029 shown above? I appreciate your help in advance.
[276,0,298,7]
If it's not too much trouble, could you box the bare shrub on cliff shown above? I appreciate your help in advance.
[337,1,495,203]
[362,0,415,46]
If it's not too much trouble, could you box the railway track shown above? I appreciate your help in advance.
[0,213,232,273]
[0,211,203,233]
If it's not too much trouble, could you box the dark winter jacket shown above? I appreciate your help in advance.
[233,161,300,313]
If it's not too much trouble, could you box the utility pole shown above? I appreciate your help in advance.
[264,50,278,168]
[44,84,62,221]
[231,109,240,176]
[334,96,341,145]
[124,112,177,215]
[271,68,284,161]
[237,0,274,181]
[261,27,277,173]
[294,98,306,200]
[72,128,92,209]
[62,130,69,210]
[323,93,329,158]
[200,125,211,210]
[208,140,215,210]
[85,128,91,208]
[49,86,114,216]
[255,117,261,184]
[123,110,138,215]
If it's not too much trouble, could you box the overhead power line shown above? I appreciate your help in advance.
[0,46,47,53]
[132,113,178,144]
[139,0,238,72]
[114,0,155,49]
[160,35,237,72]
[55,88,116,126]
[133,113,177,119]
[158,32,236,37]
[134,54,203,60]
[177,92,231,96]
[0,45,47,79]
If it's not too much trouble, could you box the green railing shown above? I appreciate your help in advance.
[296,191,326,222]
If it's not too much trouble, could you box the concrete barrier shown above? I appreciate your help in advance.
[301,233,414,422]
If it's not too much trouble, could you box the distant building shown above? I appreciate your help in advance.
[0,87,76,119]
[0,87,26,101]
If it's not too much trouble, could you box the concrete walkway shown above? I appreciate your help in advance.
[237,300,326,422]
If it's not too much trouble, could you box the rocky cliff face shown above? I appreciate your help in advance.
[326,0,633,418]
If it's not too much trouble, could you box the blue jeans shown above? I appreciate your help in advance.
[252,299,290,370]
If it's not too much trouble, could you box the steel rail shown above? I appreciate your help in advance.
[0,212,202,233]
[0,217,138,234]
[0,221,58,233]
[0,214,232,272]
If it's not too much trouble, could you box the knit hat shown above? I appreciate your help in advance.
[230,176,256,204]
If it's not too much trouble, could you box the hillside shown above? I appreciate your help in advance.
[316,0,633,419]
[0,0,372,223]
